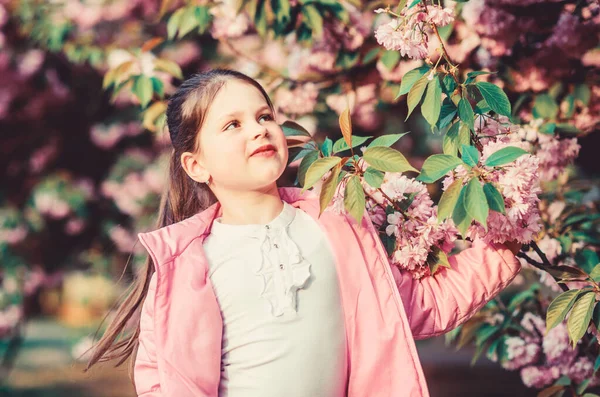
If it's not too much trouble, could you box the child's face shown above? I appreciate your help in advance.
[183,79,288,195]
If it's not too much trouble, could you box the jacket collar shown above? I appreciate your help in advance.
[137,187,317,268]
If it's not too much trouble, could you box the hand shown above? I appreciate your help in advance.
[504,240,522,256]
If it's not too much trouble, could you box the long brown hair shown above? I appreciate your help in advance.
[85,69,276,377]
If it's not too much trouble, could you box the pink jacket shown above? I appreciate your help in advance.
[135,187,521,397]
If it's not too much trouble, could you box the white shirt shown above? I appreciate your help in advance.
[203,202,348,397]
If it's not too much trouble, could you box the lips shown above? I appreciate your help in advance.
[250,144,277,157]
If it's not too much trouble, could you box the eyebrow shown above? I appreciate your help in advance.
[218,105,271,122]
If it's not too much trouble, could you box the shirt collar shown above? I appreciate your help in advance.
[209,201,296,238]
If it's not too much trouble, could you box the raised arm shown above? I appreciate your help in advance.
[389,238,521,339]
[134,273,163,396]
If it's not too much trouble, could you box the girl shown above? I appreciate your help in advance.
[87,69,522,397]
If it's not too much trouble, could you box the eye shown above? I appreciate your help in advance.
[258,113,274,123]
[224,120,240,131]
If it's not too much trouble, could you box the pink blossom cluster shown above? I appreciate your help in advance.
[0,48,70,122]
[516,119,581,182]
[210,2,251,39]
[33,191,72,219]
[572,86,600,133]
[0,207,28,245]
[325,84,380,130]
[487,312,599,389]
[29,140,58,173]
[374,4,454,60]
[0,226,27,245]
[274,83,319,116]
[90,121,143,149]
[298,4,372,75]
[441,117,543,244]
[109,224,144,254]
[101,152,165,217]
[57,0,156,31]
[363,173,459,279]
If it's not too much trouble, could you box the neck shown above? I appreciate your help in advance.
[215,183,284,225]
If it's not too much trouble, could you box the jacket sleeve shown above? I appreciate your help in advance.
[134,272,163,396]
[389,238,521,340]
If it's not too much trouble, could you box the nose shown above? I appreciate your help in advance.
[252,122,269,140]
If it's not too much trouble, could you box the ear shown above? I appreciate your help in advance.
[180,151,211,184]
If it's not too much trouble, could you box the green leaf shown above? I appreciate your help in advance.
[416,154,462,184]
[554,375,572,387]
[578,250,600,275]
[397,66,429,98]
[533,94,559,120]
[153,58,183,80]
[362,47,380,65]
[464,178,489,230]
[438,100,457,129]
[194,5,212,33]
[381,50,401,70]
[282,120,311,137]
[545,265,589,281]
[483,183,505,214]
[546,289,581,332]
[458,98,475,132]
[332,135,372,153]
[484,146,528,167]
[367,132,409,148]
[475,81,511,117]
[133,75,154,108]
[461,144,479,167]
[427,247,452,275]
[319,164,341,214]
[178,6,199,38]
[407,0,420,8]
[465,71,496,85]
[458,122,471,153]
[574,84,591,106]
[302,157,342,191]
[421,76,442,129]
[590,264,600,282]
[150,77,164,97]
[344,175,366,224]
[406,74,430,119]
[507,289,537,312]
[539,122,556,135]
[167,8,185,40]
[452,186,473,237]
[362,146,418,173]
[594,352,600,373]
[538,385,565,397]
[271,0,291,25]
[567,291,596,348]
[438,178,463,222]
[474,100,491,115]
[302,4,323,38]
[363,167,384,188]
[297,150,319,186]
[253,0,268,35]
[321,137,333,157]
[443,122,460,156]
[577,379,592,395]
[555,123,581,134]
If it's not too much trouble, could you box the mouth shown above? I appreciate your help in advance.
[250,144,277,158]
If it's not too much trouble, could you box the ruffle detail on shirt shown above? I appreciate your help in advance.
[283,227,312,303]
[252,228,312,317]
